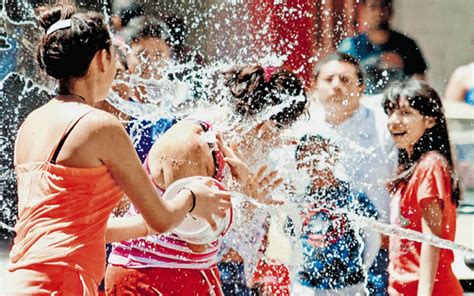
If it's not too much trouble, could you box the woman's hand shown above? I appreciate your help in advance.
[185,177,232,231]
[217,135,283,205]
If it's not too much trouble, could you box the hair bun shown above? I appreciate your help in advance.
[36,3,76,32]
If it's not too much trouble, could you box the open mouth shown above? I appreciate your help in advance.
[391,131,407,137]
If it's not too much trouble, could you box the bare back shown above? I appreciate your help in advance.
[15,99,115,168]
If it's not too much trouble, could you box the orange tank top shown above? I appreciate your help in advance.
[8,110,124,287]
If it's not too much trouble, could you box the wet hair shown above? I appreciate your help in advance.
[313,52,364,85]
[36,3,112,80]
[383,79,460,205]
[128,16,169,43]
[223,65,308,127]
[295,134,339,160]
[117,3,144,27]
[165,15,188,47]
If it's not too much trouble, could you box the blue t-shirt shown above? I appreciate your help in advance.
[126,117,177,161]
[338,30,427,94]
[298,181,377,290]
[465,88,474,105]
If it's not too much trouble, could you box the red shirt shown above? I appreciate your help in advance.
[388,152,463,295]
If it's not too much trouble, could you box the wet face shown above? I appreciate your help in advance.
[296,141,337,179]
[254,120,284,142]
[315,60,363,107]
[386,98,435,155]
[130,37,171,80]
[363,0,392,30]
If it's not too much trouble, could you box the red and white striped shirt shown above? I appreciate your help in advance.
[109,157,227,269]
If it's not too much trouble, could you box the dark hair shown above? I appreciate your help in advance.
[382,79,460,205]
[223,65,308,127]
[117,3,144,27]
[296,134,331,158]
[36,3,112,80]
[128,16,168,43]
[362,0,393,9]
[313,52,364,85]
[165,15,188,48]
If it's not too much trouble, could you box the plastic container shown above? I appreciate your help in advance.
[162,176,233,244]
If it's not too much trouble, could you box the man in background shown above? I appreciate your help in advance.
[338,0,428,94]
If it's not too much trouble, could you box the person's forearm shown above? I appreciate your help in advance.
[151,189,193,232]
[418,243,440,295]
[106,190,192,243]
[106,216,149,243]
[140,188,195,235]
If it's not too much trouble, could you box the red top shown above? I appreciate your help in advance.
[388,152,463,295]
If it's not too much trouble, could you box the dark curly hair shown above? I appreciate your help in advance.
[223,65,308,127]
[383,79,460,205]
[36,3,112,81]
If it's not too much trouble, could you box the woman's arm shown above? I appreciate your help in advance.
[106,216,149,243]
[445,66,467,102]
[91,112,231,237]
[418,198,443,295]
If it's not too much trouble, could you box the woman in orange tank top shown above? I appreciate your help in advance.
[5,3,231,295]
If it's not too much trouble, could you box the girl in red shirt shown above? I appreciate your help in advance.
[383,79,463,295]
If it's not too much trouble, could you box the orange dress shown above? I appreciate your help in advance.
[6,110,123,295]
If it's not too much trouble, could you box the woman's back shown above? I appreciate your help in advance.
[8,98,124,293]
[15,98,110,168]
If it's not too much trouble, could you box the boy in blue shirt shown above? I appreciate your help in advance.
[293,134,378,294]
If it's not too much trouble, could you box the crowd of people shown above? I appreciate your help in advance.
[3,0,471,295]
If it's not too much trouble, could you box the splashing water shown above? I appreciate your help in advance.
[1,0,473,293]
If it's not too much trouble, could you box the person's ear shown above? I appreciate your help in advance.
[424,116,436,129]
[97,49,110,73]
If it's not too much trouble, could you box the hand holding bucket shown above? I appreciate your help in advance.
[162,176,233,244]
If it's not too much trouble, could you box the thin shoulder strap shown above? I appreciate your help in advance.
[47,110,95,164]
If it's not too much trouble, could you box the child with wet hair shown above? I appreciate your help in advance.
[221,64,308,167]
[292,134,378,295]
[383,79,463,295]
[217,64,308,295]
[106,119,280,295]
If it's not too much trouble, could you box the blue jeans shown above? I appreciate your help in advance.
[218,261,255,296]
[367,249,389,296]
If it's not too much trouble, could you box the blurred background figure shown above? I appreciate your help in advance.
[165,15,205,66]
[445,62,474,105]
[110,3,144,31]
[292,134,378,295]
[293,52,398,295]
[338,0,428,94]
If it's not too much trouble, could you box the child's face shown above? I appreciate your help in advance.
[296,142,337,178]
[130,37,171,80]
[386,97,435,155]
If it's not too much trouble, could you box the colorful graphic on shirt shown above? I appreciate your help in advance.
[302,208,346,249]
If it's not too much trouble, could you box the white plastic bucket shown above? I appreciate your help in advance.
[162,176,233,244]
